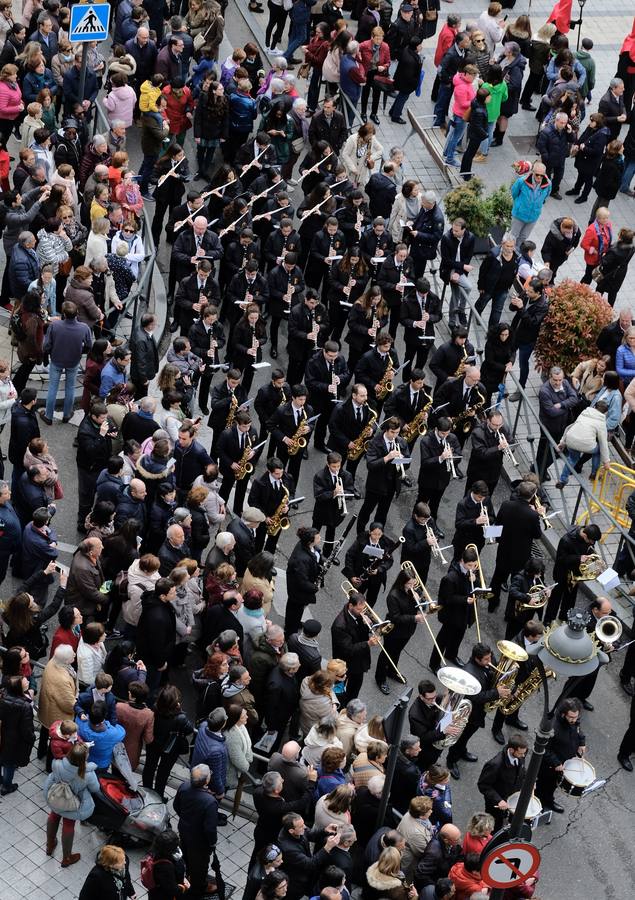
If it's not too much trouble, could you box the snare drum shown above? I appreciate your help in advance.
[507,791,543,819]
[560,757,595,796]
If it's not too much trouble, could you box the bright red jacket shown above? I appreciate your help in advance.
[448,862,490,900]
[435,23,458,67]
[580,219,613,265]
[162,84,194,134]
[359,39,391,74]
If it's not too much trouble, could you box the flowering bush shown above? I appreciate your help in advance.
[533,280,613,374]
[442,178,512,237]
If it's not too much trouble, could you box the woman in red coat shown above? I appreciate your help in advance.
[81,338,111,412]
[162,78,194,146]
[359,27,391,124]
[580,207,614,285]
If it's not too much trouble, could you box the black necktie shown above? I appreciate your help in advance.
[240,433,245,450]
[412,391,418,408]
[356,407,362,423]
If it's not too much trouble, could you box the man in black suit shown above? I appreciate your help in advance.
[305,217,346,292]
[208,368,247,460]
[217,409,259,516]
[439,219,475,328]
[354,331,399,416]
[434,366,487,447]
[344,523,395,609]
[409,679,460,771]
[465,409,514,497]
[384,369,433,453]
[170,216,223,295]
[255,369,291,450]
[308,98,347,152]
[331,591,378,701]
[174,260,221,336]
[365,163,397,219]
[489,481,542,612]
[431,547,480,673]
[267,252,306,358]
[312,451,355,558]
[401,502,441,586]
[357,417,409,534]
[248,457,297,554]
[377,243,416,337]
[477,735,529,830]
[446,642,511,781]
[130,313,159,399]
[417,417,462,518]
[166,189,211,245]
[358,216,394,271]
[188,305,226,415]
[452,480,495,561]
[287,291,330,387]
[327,383,376,481]
[268,385,315,485]
[305,341,351,451]
[284,527,323,637]
[598,78,627,142]
[263,218,302,271]
[227,506,264,577]
[429,326,475,387]
[400,278,442,381]
[222,228,262,293]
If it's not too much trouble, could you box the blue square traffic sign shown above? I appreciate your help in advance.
[69,3,111,42]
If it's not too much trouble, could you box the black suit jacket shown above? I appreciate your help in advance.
[188,319,226,369]
[175,273,221,334]
[305,350,351,410]
[437,561,474,630]
[418,430,462,491]
[313,465,355,527]
[130,327,160,385]
[248,470,296,517]
[287,302,330,361]
[354,347,400,398]
[400,291,442,348]
[171,229,223,283]
[466,424,512,486]
[255,381,291,433]
[384,382,432,427]
[495,498,542,569]
[331,605,371,674]
[268,401,315,450]
[287,541,322,609]
[364,429,408,495]
[227,517,257,577]
[267,264,306,318]
[167,201,211,243]
[409,695,444,755]
[377,253,416,308]
[429,339,476,387]
[208,381,247,433]
[478,749,526,808]
[263,228,302,269]
[217,424,259,480]
[227,271,270,312]
[453,493,495,555]
[328,399,376,457]
[433,376,487,419]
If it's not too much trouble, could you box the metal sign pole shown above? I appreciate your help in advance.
[78,43,89,108]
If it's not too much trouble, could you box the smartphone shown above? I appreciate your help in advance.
[194,416,202,425]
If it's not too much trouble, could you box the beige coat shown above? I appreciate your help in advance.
[388,191,423,243]
[314,794,352,829]
[570,359,605,401]
[38,659,77,728]
[336,710,362,759]
[397,811,435,878]
[298,677,338,737]
[341,134,384,189]
[240,569,275,615]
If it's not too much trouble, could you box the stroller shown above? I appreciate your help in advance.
[88,743,170,846]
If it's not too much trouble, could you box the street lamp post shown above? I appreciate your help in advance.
[488,611,608,900]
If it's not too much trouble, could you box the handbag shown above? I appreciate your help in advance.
[297,62,311,79]
[425,8,437,19]
[163,732,191,755]
[54,481,64,500]
[291,136,305,153]
[58,256,72,277]
[193,20,214,51]
[47,781,80,812]
[591,265,603,281]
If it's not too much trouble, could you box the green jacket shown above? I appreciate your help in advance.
[575,50,596,99]
[482,81,509,124]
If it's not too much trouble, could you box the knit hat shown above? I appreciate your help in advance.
[303,619,322,637]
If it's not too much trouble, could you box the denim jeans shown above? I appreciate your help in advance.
[621,159,635,192]
[475,288,509,328]
[138,153,158,195]
[1,764,15,788]
[433,81,452,126]
[448,275,471,327]
[45,362,80,420]
[389,91,410,120]
[517,342,534,387]
[284,21,308,61]
[479,121,495,155]
[443,115,466,162]
[558,448,601,485]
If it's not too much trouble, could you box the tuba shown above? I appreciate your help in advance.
[484,640,529,712]
[347,408,377,460]
[567,554,607,589]
[266,485,290,537]
[432,667,482,749]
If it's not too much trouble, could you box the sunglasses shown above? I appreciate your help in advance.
[123,228,135,233]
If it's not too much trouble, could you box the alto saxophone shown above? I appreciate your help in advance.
[225,393,239,428]
[287,409,308,457]
[267,485,290,536]
[348,408,377,461]
[376,355,395,399]
[235,436,253,481]
[453,388,485,434]
[402,394,433,444]
[454,345,469,378]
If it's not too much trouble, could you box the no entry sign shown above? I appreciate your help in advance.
[481,840,541,889]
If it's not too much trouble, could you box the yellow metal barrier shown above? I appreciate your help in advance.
[576,464,635,537]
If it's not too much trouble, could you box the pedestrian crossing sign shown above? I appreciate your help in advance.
[70,3,111,42]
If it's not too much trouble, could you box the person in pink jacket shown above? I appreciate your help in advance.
[0,63,23,144]
[103,72,136,128]
[443,64,478,167]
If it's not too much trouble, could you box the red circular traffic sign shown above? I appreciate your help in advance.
[481,840,541,889]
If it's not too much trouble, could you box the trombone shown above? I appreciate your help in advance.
[399,561,446,666]
[465,543,494,643]
[341,580,406,683]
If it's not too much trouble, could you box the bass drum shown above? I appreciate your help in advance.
[507,791,542,819]
[560,757,596,796]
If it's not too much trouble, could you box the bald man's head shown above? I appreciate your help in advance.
[281,741,301,761]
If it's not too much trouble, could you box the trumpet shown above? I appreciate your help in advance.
[567,554,607,589]
[531,493,553,529]
[336,476,347,515]
[426,523,447,565]
[497,430,519,467]
[480,501,495,544]
[390,438,405,480]
[443,438,458,479]
[595,614,622,646]
[341,581,406,683]
[484,640,529,712]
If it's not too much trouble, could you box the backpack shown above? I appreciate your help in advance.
[47,781,80,812]
[8,306,26,343]
[140,855,171,890]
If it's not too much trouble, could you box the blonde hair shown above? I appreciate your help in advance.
[370,26,384,39]
[467,811,495,837]
[326,658,347,679]
[92,217,110,236]
[488,2,502,15]
[376,847,402,878]
[97,844,126,872]
[27,101,42,117]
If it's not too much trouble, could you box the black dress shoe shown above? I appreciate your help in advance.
[621,679,635,697]
[618,755,634,772]
[270,348,278,359]
[461,751,478,763]
[521,103,536,111]
[361,113,368,123]
[510,718,528,731]
[550,801,565,814]
[448,656,465,668]
[455,466,465,479]
[370,114,380,125]
[377,681,391,695]
[581,699,594,711]
[200,406,209,416]
[391,116,407,124]
[492,730,505,745]
[217,812,229,826]
[449,763,461,780]
[436,529,446,540]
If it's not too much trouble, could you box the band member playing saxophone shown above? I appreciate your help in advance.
[328,383,376,481]
[429,326,475,388]
[217,409,259,516]
[254,368,292,453]
[401,502,443,585]
[248,456,296,554]
[491,620,544,743]
[384,369,433,453]
[417,417,462,519]
[433,365,487,448]
[354,331,399,416]
[375,568,427,695]
[452,481,495,562]
[268,384,315,485]
[312,451,355,557]
[208,368,246,460]
[465,409,514,497]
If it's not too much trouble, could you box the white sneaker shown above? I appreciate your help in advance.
[32,364,49,375]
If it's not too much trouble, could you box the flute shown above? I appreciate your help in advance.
[299,150,334,183]
[157,155,185,187]
[239,146,270,179]
[173,179,236,230]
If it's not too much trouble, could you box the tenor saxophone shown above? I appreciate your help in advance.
[267,485,290,536]
[453,345,469,378]
[348,408,377,460]
[287,410,308,457]
[497,664,556,717]
[225,393,239,429]
[402,395,433,444]
[235,437,253,481]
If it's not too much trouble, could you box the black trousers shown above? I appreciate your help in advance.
[181,839,212,898]
[544,580,577,626]
[403,343,431,383]
[142,744,181,797]
[255,522,282,555]
[375,632,410,684]
[447,718,480,765]
[618,696,635,757]
[430,621,467,671]
[342,670,365,703]
[284,600,307,638]
[356,490,394,534]
[536,765,559,809]
[490,556,525,611]
[77,468,98,529]
[417,486,446,519]
[287,355,309,387]
[491,707,525,734]
[219,472,249,516]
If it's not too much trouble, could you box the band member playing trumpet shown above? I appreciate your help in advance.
[284,527,323,638]
[266,251,306,359]
[357,417,409,535]
[536,699,586,814]
[477,735,529,832]
[400,277,442,382]
[452,481,495,562]
[491,620,543,743]
[433,365,487,448]
[331,590,380,702]
[354,330,399,416]
[313,451,355,557]
[505,558,549,639]
[268,384,315,486]
[217,409,259,515]
[328,383,376,481]
[287,290,330,387]
[465,410,514,498]
[401,502,443,585]
[384,369,433,453]
[429,326,476,388]
[417,417,462,519]
[446,643,512,782]
[188,304,226,416]
[248,456,296,554]
[409,680,462,771]
[544,524,602,626]
[375,569,428,695]
[430,547,480,673]
[489,481,542,612]
[208,368,246,460]
[344,522,395,609]
[305,340,351,452]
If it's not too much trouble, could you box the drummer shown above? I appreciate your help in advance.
[536,698,587,814]
[477,735,529,831]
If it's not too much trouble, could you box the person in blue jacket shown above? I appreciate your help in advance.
[509,161,552,245]
[74,673,118,725]
[0,480,21,584]
[284,0,317,64]
[76,700,126,773]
